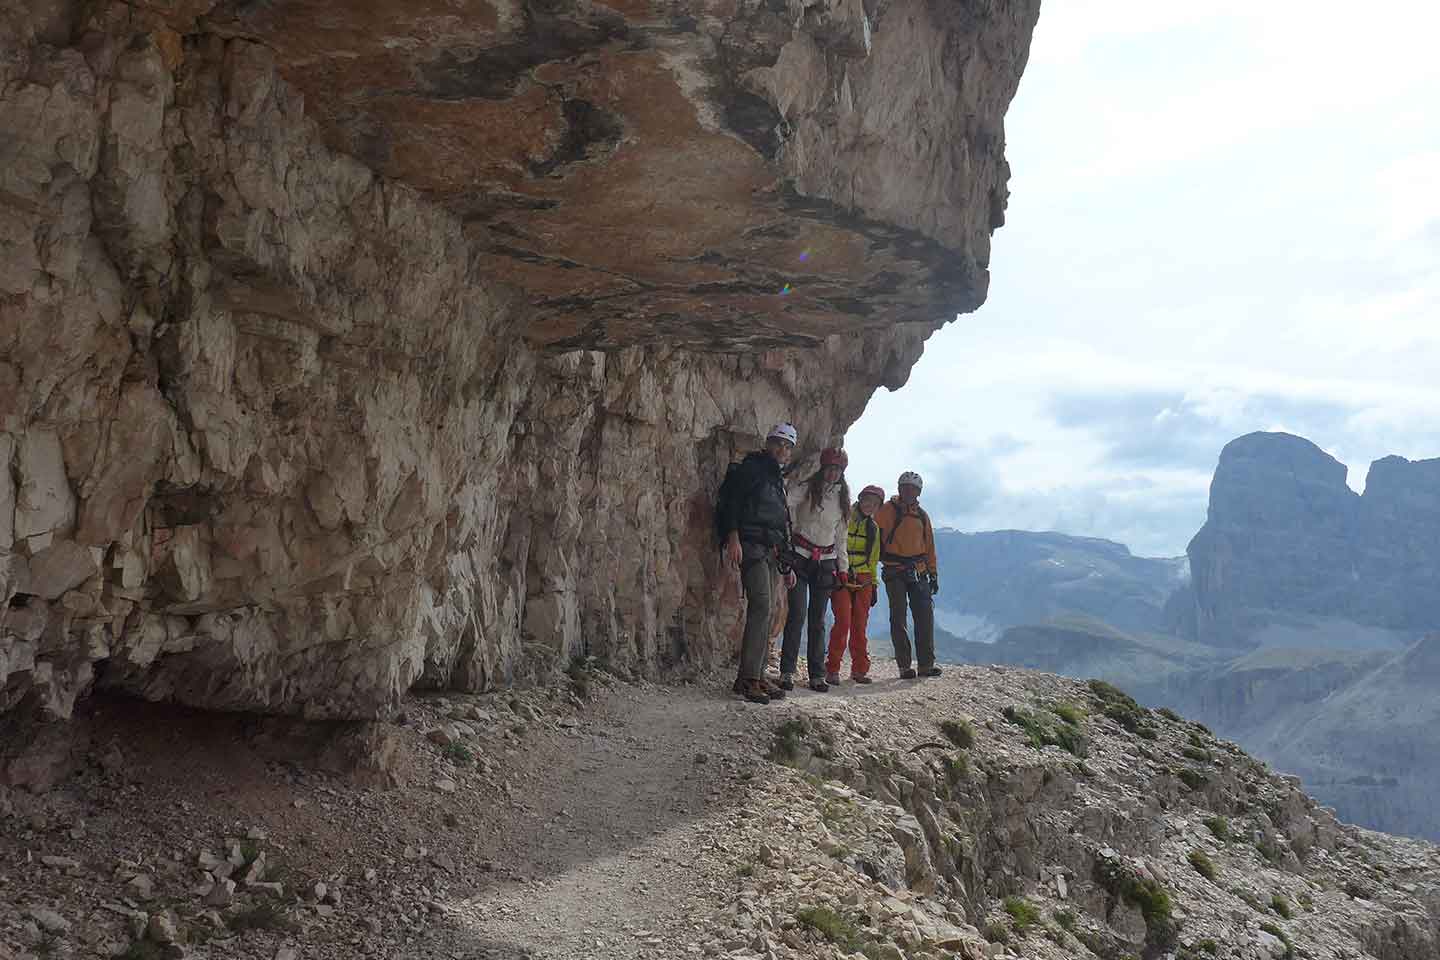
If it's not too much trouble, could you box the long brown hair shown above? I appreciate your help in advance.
[804,470,851,522]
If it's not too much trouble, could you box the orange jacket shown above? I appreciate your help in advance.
[874,497,937,574]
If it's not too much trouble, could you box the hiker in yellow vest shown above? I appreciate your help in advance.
[826,484,883,684]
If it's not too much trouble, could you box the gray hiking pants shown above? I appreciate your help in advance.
[737,543,776,682]
[886,573,935,670]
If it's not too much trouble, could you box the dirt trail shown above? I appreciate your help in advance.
[0,659,920,960]
[431,668,914,959]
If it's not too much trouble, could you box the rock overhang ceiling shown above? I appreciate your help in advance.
[192,0,1033,348]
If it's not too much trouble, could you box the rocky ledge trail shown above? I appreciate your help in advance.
[3,664,1437,960]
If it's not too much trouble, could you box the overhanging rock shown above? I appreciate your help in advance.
[0,0,1039,727]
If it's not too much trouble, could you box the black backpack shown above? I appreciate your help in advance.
[713,460,749,547]
[713,458,787,547]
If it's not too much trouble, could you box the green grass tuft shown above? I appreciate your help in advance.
[1270,894,1292,919]
[1259,921,1296,959]
[1094,857,1177,950]
[982,919,1011,944]
[1054,908,1077,931]
[1204,816,1231,841]
[796,906,865,952]
[1188,848,1219,881]
[940,718,976,749]
[1087,680,1160,739]
[1003,705,1088,757]
[1176,767,1208,791]
[770,717,812,766]
[443,741,474,765]
[1003,896,1041,933]
[1051,702,1086,726]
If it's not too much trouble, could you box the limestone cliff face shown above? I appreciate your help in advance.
[1186,432,1440,648]
[0,0,1039,731]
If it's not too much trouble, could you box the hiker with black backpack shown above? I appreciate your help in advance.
[717,423,799,705]
[779,447,851,693]
[825,483,884,685]
[875,471,942,679]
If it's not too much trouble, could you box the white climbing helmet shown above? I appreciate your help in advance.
[897,470,923,492]
[766,422,798,447]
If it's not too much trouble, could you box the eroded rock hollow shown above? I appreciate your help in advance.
[0,0,1039,734]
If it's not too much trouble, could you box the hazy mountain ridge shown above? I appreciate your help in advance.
[910,432,1440,841]
[1185,432,1440,649]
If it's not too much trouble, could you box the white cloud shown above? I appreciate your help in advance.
[845,4,1440,555]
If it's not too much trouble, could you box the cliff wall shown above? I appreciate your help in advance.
[0,0,1040,731]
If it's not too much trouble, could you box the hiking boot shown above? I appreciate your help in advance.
[825,672,841,686]
[809,679,829,693]
[852,674,873,684]
[778,674,795,692]
[922,665,943,678]
[760,678,787,701]
[899,668,918,680]
[739,680,770,704]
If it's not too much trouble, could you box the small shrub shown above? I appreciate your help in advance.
[1094,857,1176,950]
[1188,848,1218,881]
[1003,896,1040,933]
[796,906,863,951]
[943,753,968,784]
[1052,702,1086,726]
[1157,707,1183,722]
[1002,706,1088,757]
[1087,679,1134,705]
[1271,894,1292,918]
[1233,886,1264,911]
[443,741,474,766]
[1196,939,1219,955]
[1344,878,1375,899]
[1176,768,1208,791]
[940,718,976,749]
[1055,908,1077,931]
[770,718,811,766]
[982,919,1011,944]
[736,861,754,878]
[1204,816,1231,841]
[566,657,595,698]
[238,840,261,866]
[1256,835,1287,866]
[1088,680,1160,739]
[1182,745,1212,763]
[1259,921,1295,959]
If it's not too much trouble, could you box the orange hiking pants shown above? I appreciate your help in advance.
[827,584,873,678]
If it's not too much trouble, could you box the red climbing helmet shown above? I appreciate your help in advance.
[821,447,848,468]
[858,484,885,501]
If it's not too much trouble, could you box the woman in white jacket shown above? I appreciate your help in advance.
[779,448,850,691]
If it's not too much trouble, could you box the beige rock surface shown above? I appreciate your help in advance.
[0,0,1037,734]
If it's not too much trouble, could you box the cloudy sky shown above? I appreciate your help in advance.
[846,0,1440,558]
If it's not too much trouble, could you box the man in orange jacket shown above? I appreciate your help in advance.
[873,471,941,679]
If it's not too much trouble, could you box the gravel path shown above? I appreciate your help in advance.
[436,666,918,959]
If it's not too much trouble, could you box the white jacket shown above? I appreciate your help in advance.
[786,482,850,572]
